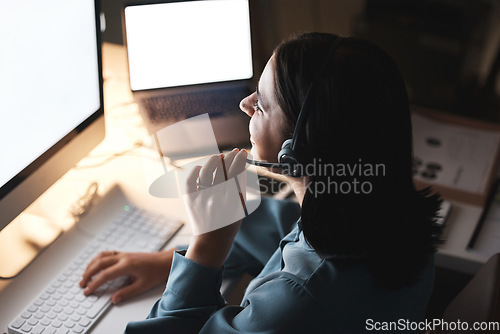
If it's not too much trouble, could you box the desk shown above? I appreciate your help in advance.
[0,43,493,332]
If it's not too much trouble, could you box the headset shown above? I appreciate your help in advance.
[246,37,344,177]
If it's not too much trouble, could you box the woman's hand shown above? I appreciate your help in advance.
[184,149,248,268]
[79,248,175,304]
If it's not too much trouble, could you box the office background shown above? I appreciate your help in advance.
[102,0,500,122]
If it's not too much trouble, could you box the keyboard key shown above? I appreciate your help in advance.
[86,295,98,303]
[52,320,63,328]
[79,318,91,327]
[81,301,93,309]
[51,281,62,289]
[86,296,110,319]
[27,318,39,326]
[69,286,81,295]
[46,299,57,307]
[58,299,68,307]
[34,312,45,320]
[21,312,31,319]
[21,324,33,332]
[40,318,51,326]
[70,314,81,322]
[47,312,57,320]
[32,326,45,334]
[11,318,25,329]
[64,307,74,315]
[72,325,85,333]
[27,305,38,313]
[58,314,68,322]
[74,296,85,303]
[76,306,88,314]
[63,321,75,328]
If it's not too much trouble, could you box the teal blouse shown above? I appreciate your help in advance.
[124,198,434,333]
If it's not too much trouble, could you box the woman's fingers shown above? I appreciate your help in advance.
[80,252,118,288]
[82,261,127,295]
[81,252,129,295]
[214,149,239,184]
[79,250,175,303]
[212,154,227,185]
[190,150,246,191]
[198,155,223,187]
[185,165,202,194]
[227,150,248,179]
[223,149,239,173]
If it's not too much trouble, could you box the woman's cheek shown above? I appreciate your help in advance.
[249,139,261,161]
[248,120,258,151]
[248,116,256,138]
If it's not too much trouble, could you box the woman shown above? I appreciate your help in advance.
[80,32,443,333]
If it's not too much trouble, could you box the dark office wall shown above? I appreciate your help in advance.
[352,0,500,118]
[100,0,128,45]
[101,0,500,120]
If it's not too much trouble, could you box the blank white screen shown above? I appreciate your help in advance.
[124,0,253,91]
[0,0,100,189]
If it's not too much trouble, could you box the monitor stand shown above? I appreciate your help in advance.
[0,212,61,278]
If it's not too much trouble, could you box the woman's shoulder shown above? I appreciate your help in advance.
[241,256,434,333]
[239,270,336,332]
[305,254,436,329]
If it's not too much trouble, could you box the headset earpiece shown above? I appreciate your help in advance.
[278,139,306,177]
[278,139,295,163]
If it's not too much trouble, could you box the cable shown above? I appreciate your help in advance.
[69,182,99,220]
[74,142,143,169]
[74,140,184,171]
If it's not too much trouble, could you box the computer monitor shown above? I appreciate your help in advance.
[0,0,105,278]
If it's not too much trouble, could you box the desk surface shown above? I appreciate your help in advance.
[0,42,493,332]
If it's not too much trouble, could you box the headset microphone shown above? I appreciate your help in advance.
[246,37,344,177]
[246,158,295,175]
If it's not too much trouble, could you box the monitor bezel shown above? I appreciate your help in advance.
[0,0,105,231]
[121,0,254,93]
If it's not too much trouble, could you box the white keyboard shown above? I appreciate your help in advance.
[8,205,183,334]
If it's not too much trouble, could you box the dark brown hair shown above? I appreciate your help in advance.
[273,32,443,288]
